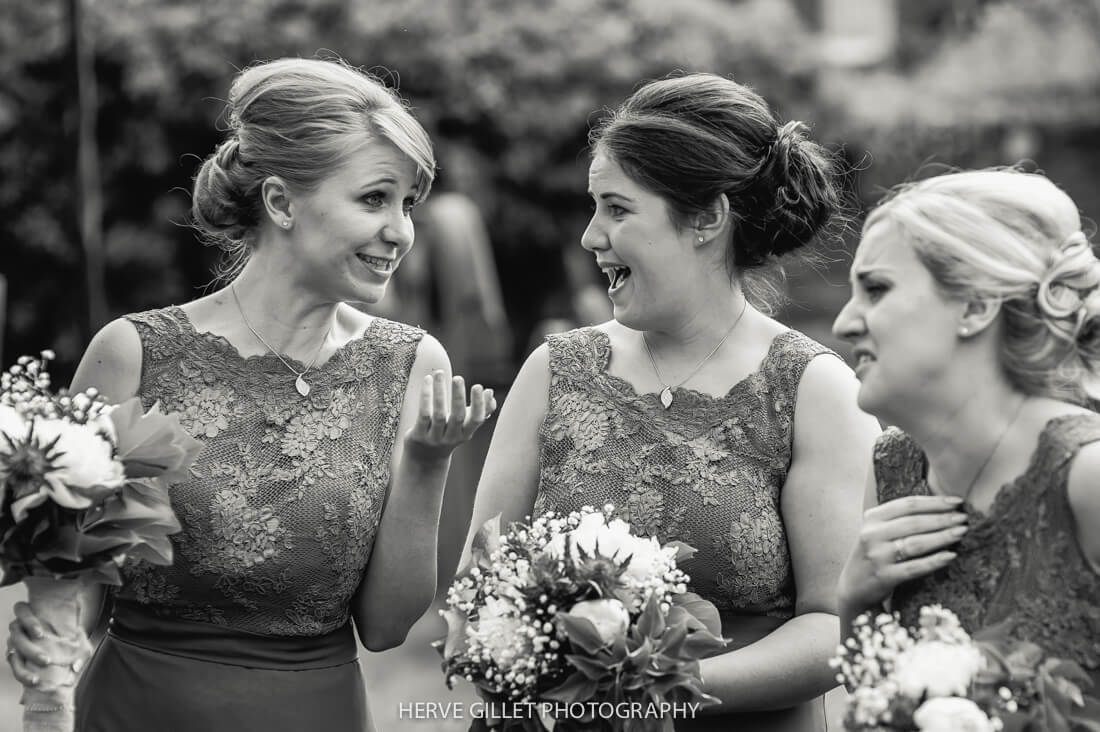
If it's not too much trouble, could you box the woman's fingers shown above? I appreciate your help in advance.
[891,550,958,582]
[467,384,486,427]
[876,510,968,542]
[13,602,44,640]
[8,624,50,667]
[891,524,968,561]
[7,646,42,688]
[866,495,964,522]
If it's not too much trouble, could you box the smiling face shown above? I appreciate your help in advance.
[288,137,420,304]
[580,151,700,330]
[832,219,967,419]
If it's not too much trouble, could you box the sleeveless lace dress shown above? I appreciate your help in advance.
[873,416,1100,691]
[74,306,424,732]
[534,327,837,732]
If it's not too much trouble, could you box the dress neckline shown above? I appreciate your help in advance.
[588,327,798,412]
[167,304,379,374]
[915,413,1085,524]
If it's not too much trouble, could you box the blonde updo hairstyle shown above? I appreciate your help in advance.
[866,169,1100,405]
[191,57,436,279]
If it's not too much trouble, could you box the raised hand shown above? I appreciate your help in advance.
[838,495,969,612]
[404,370,496,463]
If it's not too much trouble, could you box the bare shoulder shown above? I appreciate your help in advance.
[1067,438,1100,523]
[792,346,879,451]
[796,348,861,409]
[72,317,143,400]
[409,331,450,376]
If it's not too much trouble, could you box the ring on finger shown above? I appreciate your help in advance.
[894,538,907,563]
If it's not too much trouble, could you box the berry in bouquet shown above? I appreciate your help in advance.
[438,505,727,732]
[831,605,1099,732]
[0,352,202,731]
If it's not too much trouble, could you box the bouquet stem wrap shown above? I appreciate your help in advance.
[20,576,85,732]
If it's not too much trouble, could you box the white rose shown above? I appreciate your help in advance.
[567,599,630,644]
[0,405,28,444]
[33,418,124,508]
[468,597,526,669]
[913,697,996,732]
[894,641,985,699]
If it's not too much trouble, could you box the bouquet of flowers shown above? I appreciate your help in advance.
[437,505,727,732]
[0,352,202,731]
[831,605,1099,732]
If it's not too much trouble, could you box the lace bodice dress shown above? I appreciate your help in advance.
[533,327,837,732]
[874,417,1100,688]
[75,306,424,732]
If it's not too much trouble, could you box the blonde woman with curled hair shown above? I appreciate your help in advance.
[832,169,1100,691]
[3,57,496,731]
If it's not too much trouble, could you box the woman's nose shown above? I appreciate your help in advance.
[580,217,606,252]
[831,296,864,342]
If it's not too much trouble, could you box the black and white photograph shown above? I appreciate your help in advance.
[1,1,1099,730]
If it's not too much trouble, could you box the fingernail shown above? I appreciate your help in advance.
[39,656,50,666]
[29,676,39,686]
[33,630,44,640]
[71,658,84,673]
[944,496,964,505]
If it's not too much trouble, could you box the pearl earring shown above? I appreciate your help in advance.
[697,235,704,243]
[960,327,970,336]
[282,221,290,228]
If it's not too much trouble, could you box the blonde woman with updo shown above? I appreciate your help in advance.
[3,57,496,731]
[833,169,1100,690]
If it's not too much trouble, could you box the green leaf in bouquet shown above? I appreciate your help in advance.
[543,671,599,703]
[559,613,611,654]
[437,608,469,660]
[80,480,179,530]
[671,591,722,637]
[565,652,616,681]
[472,513,502,568]
[625,637,654,674]
[652,621,688,660]
[634,594,665,641]
[662,540,696,563]
[109,400,203,482]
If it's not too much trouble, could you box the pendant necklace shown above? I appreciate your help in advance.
[230,284,332,397]
[642,298,749,409]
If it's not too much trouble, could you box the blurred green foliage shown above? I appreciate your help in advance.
[2,0,1100,379]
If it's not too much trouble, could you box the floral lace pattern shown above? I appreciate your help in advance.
[116,306,423,636]
[534,327,835,619]
[874,418,1100,674]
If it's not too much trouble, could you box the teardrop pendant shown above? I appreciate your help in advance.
[659,386,674,409]
[295,374,311,397]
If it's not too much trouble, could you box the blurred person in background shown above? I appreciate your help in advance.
[4,56,495,732]
[364,147,514,586]
[833,168,1100,691]
[461,73,881,731]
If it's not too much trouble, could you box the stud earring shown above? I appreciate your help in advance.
[960,327,970,336]
[697,235,704,243]
[282,221,290,228]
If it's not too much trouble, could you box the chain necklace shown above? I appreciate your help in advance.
[230,284,332,397]
[642,298,749,409]
[930,394,1029,502]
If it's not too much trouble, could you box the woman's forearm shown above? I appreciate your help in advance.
[353,452,450,650]
[697,612,841,713]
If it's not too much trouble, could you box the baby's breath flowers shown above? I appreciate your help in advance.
[829,605,1100,731]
